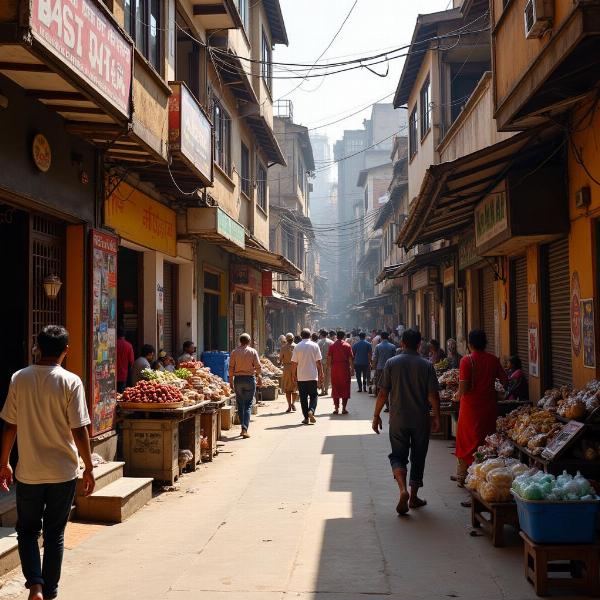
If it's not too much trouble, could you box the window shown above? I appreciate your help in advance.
[298,158,304,194]
[204,270,220,292]
[409,106,418,158]
[212,98,231,174]
[124,0,161,72]
[257,163,267,211]
[236,0,249,31]
[420,76,431,138]
[261,30,272,90]
[241,143,251,197]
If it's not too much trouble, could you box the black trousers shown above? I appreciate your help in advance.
[297,380,318,418]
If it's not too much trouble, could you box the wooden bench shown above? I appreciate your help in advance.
[521,532,600,597]
[469,489,519,547]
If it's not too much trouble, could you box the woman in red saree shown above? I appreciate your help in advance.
[327,330,354,414]
[454,329,508,484]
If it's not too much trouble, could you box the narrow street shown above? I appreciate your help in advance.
[5,389,539,600]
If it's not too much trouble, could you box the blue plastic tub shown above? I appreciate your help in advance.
[513,492,600,544]
[201,352,230,382]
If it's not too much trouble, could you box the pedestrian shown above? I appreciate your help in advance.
[178,340,196,365]
[0,325,95,600]
[352,332,372,393]
[446,338,462,369]
[328,330,336,342]
[505,355,528,401]
[328,330,354,415]
[453,330,508,486]
[371,329,381,354]
[131,344,155,385]
[372,328,441,516]
[428,339,446,365]
[311,332,319,343]
[291,329,324,425]
[116,327,134,393]
[228,333,262,439]
[294,334,301,345]
[280,333,298,413]
[317,329,334,396]
[372,331,397,410]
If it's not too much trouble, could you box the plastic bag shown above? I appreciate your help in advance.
[479,458,506,476]
[486,467,513,489]
[480,481,511,502]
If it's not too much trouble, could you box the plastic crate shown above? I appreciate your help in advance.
[513,492,600,544]
[201,351,230,382]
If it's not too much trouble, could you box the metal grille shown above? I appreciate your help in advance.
[547,238,572,387]
[513,256,529,374]
[481,267,496,354]
[31,216,65,344]
[162,262,174,356]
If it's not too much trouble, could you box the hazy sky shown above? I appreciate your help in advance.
[274,0,449,152]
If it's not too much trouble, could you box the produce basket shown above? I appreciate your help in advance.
[118,401,184,410]
[512,491,600,544]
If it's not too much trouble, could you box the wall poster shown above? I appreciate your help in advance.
[571,271,582,357]
[89,230,118,437]
[528,326,539,377]
[582,299,596,369]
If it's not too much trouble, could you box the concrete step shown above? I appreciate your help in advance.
[0,528,19,577]
[76,461,125,497]
[0,490,16,528]
[75,477,153,523]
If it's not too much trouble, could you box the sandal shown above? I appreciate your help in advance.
[286,407,292,413]
[409,498,427,509]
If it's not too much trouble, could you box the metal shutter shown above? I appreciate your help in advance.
[163,262,174,356]
[547,238,572,387]
[513,256,529,374]
[481,267,496,354]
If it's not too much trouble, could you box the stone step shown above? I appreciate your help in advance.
[75,477,153,523]
[0,490,17,528]
[76,461,125,497]
[0,528,19,577]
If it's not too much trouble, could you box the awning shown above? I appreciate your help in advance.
[263,0,289,45]
[397,124,562,249]
[355,293,394,310]
[209,48,259,106]
[238,234,301,277]
[394,246,456,277]
[376,264,402,284]
[266,290,297,308]
[245,114,287,166]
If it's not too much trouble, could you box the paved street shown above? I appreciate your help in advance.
[4,391,543,600]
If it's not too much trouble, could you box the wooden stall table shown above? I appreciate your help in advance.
[469,489,519,547]
[201,400,225,461]
[118,401,209,484]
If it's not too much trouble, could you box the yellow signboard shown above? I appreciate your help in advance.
[105,182,177,257]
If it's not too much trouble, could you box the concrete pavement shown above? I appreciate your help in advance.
[2,390,551,600]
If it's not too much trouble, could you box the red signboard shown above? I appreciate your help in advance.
[89,230,118,437]
[31,0,133,118]
[262,271,273,297]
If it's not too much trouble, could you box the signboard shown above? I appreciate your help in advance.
[168,82,212,183]
[89,230,118,437]
[458,234,478,270]
[217,208,245,249]
[31,0,132,118]
[475,191,508,248]
[582,299,596,369]
[105,181,177,257]
[542,420,585,460]
[231,264,260,291]
[442,266,454,287]
[411,267,437,290]
[186,206,245,249]
[261,271,273,297]
[529,326,539,377]
[571,271,582,357]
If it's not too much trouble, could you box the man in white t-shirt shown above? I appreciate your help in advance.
[0,325,95,600]
[291,329,324,425]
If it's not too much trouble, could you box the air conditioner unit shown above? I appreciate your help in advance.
[524,0,553,39]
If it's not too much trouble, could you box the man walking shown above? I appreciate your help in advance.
[372,329,441,516]
[317,329,334,396]
[291,329,324,425]
[352,332,372,393]
[0,325,95,600]
[328,331,354,414]
[229,333,262,438]
[372,331,397,409]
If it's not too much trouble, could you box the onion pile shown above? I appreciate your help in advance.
[121,380,183,404]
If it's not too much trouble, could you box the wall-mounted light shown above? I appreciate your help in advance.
[43,274,63,300]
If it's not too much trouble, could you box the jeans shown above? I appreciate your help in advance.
[234,376,255,431]
[388,420,431,488]
[297,380,318,419]
[16,479,77,599]
[355,365,369,390]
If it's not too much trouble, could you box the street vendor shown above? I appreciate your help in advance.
[504,355,528,401]
[177,341,196,365]
[446,338,462,370]
[453,330,508,486]
[428,339,446,365]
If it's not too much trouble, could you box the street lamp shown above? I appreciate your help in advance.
[43,274,63,300]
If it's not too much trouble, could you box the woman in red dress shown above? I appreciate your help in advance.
[454,329,508,484]
[327,330,354,414]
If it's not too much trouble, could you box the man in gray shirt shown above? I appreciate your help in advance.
[317,329,334,396]
[372,332,397,404]
[372,329,440,516]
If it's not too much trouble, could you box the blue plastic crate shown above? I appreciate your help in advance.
[201,352,230,382]
[513,492,600,544]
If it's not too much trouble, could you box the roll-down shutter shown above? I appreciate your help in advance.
[481,267,496,354]
[163,262,174,356]
[513,256,529,374]
[547,238,572,387]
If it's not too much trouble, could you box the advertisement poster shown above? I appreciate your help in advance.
[571,271,582,357]
[89,231,118,436]
[582,299,596,369]
[528,326,539,377]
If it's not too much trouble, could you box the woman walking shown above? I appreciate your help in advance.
[280,333,298,413]
[327,331,354,414]
[454,330,508,484]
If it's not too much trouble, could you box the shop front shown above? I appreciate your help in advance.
[230,263,263,349]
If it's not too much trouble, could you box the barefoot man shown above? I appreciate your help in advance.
[372,328,441,516]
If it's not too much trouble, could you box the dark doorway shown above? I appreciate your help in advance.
[204,292,220,351]
[117,247,143,355]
